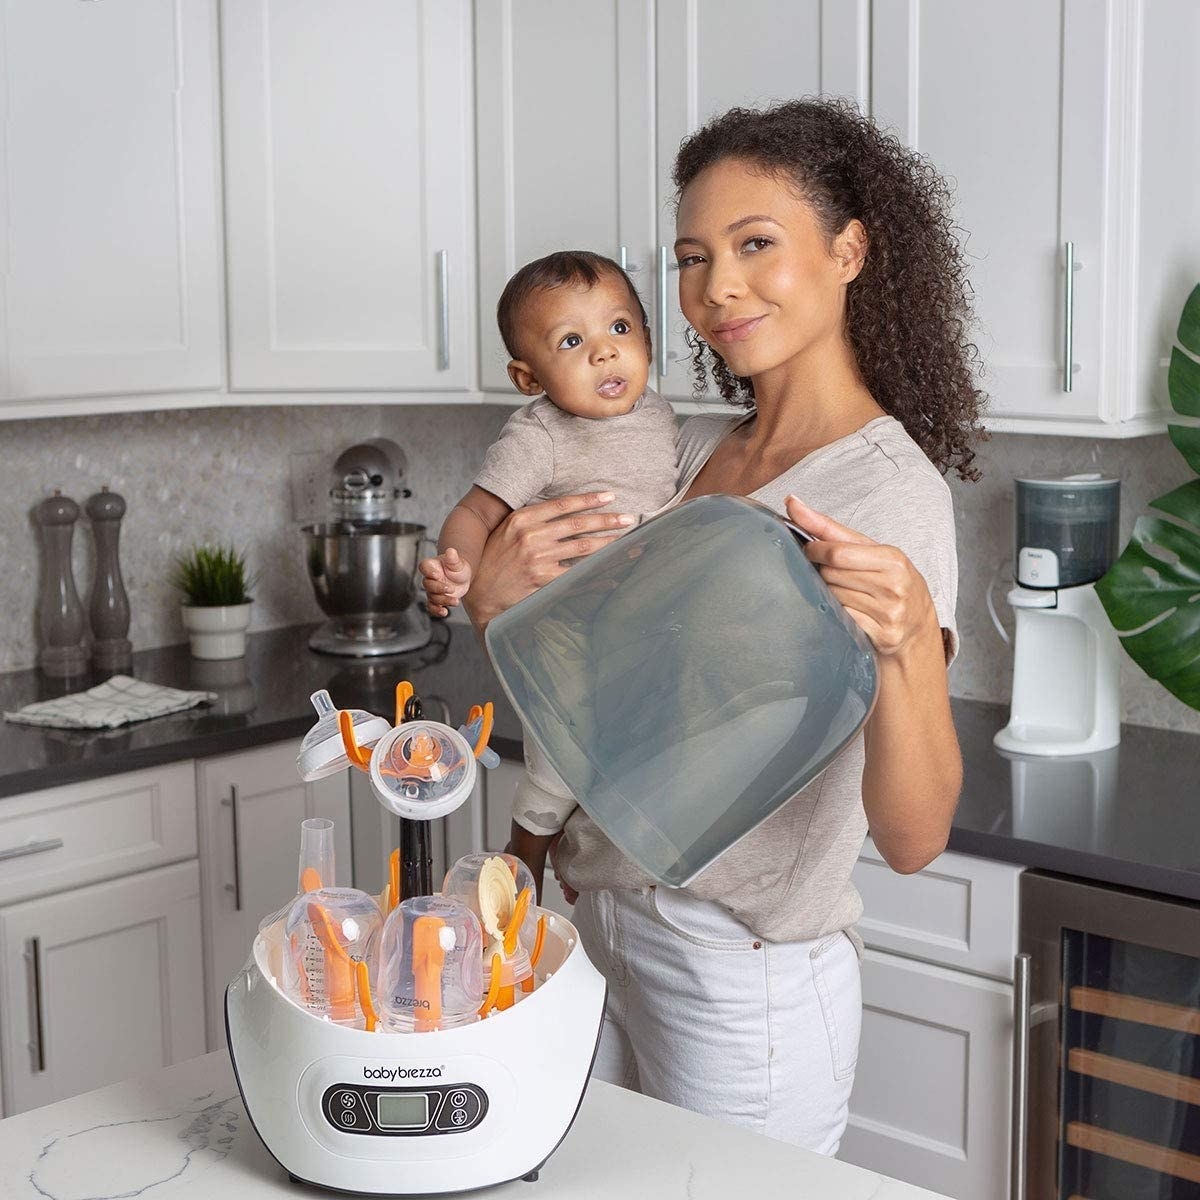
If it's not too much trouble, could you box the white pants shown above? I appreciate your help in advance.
[572,886,861,1154]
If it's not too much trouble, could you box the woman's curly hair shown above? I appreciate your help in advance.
[673,98,985,481]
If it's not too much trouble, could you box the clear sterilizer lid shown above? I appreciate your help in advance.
[296,689,391,782]
[485,494,880,888]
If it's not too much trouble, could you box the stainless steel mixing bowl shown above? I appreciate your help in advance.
[302,520,430,620]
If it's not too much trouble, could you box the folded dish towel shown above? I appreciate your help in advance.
[3,675,216,730]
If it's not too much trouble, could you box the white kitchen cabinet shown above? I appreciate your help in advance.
[221,0,475,392]
[872,1,1167,436]
[653,0,870,402]
[0,860,205,1116]
[474,0,656,394]
[0,0,222,409]
[196,741,350,1049]
[475,0,868,406]
[841,949,1014,1200]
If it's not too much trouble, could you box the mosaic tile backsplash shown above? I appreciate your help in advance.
[1,405,1197,733]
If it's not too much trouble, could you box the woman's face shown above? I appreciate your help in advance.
[674,158,865,381]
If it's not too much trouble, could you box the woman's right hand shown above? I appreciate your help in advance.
[462,491,633,631]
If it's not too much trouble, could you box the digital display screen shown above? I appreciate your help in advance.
[376,1093,429,1129]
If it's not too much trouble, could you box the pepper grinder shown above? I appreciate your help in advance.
[86,486,132,672]
[35,490,89,677]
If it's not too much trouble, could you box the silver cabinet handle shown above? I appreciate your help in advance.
[0,837,64,863]
[1063,241,1081,392]
[619,246,643,274]
[222,786,243,912]
[1011,952,1031,1200]
[25,937,46,1073]
[436,249,450,371]
[657,245,677,378]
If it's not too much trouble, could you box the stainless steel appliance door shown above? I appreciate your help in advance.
[1020,872,1200,1199]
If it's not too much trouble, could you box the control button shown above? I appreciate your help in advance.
[340,1110,358,1127]
[339,1091,356,1109]
[435,1085,484,1133]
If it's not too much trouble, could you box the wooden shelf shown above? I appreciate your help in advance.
[1067,1122,1200,1184]
[1068,1048,1200,1107]
[1070,987,1200,1037]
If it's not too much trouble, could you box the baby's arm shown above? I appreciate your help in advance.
[419,486,512,618]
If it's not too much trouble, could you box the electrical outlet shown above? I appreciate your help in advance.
[290,451,327,524]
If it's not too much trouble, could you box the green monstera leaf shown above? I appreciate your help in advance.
[1096,284,1200,710]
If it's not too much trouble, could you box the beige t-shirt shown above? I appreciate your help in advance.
[474,388,679,519]
[555,411,959,945]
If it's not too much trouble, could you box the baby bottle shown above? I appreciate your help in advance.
[443,852,536,1009]
[376,896,483,1032]
[283,886,382,1026]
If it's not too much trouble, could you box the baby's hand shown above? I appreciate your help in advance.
[418,548,473,618]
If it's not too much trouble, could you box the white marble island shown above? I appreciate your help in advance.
[0,1051,948,1200]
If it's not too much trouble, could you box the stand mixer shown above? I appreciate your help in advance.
[303,439,434,657]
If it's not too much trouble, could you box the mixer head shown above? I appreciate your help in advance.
[329,438,411,522]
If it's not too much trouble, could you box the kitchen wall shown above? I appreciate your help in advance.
[0,404,510,675]
[3,406,1197,734]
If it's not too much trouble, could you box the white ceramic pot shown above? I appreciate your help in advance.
[181,602,252,660]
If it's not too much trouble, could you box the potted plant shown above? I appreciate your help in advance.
[1096,284,1200,710]
[172,544,256,660]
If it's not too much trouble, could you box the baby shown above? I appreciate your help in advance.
[419,250,679,895]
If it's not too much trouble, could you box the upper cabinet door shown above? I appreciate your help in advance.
[474,0,656,393]
[0,0,222,405]
[222,1,474,391]
[872,0,1110,430]
[654,0,870,401]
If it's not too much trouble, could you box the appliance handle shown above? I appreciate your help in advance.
[1063,241,1081,393]
[437,250,450,371]
[0,836,64,862]
[222,786,243,912]
[25,937,46,1073]
[1011,952,1031,1200]
[657,246,679,380]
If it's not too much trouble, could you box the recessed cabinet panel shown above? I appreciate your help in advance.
[841,950,1013,1200]
[872,0,1107,426]
[222,0,474,390]
[0,861,205,1115]
[475,0,655,392]
[654,0,869,400]
[0,0,222,403]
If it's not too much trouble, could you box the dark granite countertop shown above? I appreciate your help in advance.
[2,623,1198,903]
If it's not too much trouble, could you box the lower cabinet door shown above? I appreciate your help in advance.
[196,741,351,1050]
[0,860,205,1116]
[840,949,1014,1200]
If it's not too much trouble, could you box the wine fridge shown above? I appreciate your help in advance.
[1018,872,1200,1199]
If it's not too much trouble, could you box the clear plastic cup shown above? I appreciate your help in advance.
[376,896,483,1032]
[282,887,383,1026]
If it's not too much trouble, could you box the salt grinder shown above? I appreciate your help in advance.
[86,486,132,671]
[35,490,88,677]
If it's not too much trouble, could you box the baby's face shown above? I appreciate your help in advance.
[508,274,651,419]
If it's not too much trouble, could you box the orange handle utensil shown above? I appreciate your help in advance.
[308,901,357,1023]
[529,913,547,969]
[338,710,374,771]
[471,702,494,759]
[394,681,414,726]
[300,867,323,893]
[389,848,401,910]
[355,959,378,1032]
[412,914,446,1032]
[479,953,503,1017]
[504,887,532,958]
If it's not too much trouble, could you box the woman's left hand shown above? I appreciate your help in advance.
[785,495,939,660]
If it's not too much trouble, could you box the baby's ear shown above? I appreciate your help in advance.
[507,359,543,396]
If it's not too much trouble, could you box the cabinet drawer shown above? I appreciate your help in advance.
[0,764,197,906]
[852,839,1022,981]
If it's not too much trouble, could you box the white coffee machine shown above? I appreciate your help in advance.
[994,474,1122,756]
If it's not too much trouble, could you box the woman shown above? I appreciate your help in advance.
[457,99,984,1152]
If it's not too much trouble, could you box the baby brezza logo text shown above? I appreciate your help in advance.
[363,1066,443,1081]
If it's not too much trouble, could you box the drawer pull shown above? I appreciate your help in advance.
[25,937,46,1073]
[222,787,243,912]
[0,837,64,863]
